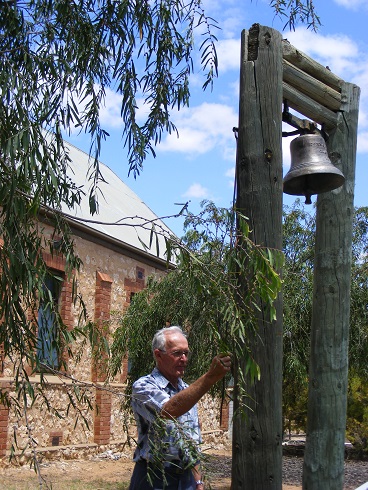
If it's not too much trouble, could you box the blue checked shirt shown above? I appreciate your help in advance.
[131,367,202,465]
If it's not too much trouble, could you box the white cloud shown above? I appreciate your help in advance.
[223,143,237,163]
[98,87,125,129]
[225,166,235,178]
[62,85,126,135]
[159,103,238,158]
[183,183,210,199]
[162,126,214,154]
[225,166,236,189]
[333,0,368,9]
[216,39,241,72]
[202,0,247,38]
[357,131,368,153]
[286,28,359,77]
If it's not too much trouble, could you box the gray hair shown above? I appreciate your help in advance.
[152,326,186,355]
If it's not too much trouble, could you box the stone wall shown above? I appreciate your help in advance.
[0,224,166,457]
[0,224,230,459]
[5,391,229,464]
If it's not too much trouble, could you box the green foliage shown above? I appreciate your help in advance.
[349,207,368,378]
[0,0,221,432]
[346,375,368,458]
[0,0,323,390]
[270,0,321,31]
[283,371,308,436]
[146,416,201,485]
[282,202,368,442]
[0,0,324,483]
[110,201,284,409]
[0,0,219,187]
[347,208,368,455]
[282,200,315,431]
[0,0,221,462]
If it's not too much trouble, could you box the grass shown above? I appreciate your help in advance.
[0,479,130,489]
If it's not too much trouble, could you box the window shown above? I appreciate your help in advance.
[37,272,61,369]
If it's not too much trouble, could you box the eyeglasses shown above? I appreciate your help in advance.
[159,349,191,359]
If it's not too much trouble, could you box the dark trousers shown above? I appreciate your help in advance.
[129,459,196,490]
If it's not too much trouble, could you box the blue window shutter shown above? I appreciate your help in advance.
[37,275,59,369]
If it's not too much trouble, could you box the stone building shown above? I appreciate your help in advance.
[0,141,229,461]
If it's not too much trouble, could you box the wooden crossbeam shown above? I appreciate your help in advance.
[283,59,341,112]
[283,81,339,129]
[282,40,344,129]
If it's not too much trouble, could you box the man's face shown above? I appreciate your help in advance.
[155,332,189,384]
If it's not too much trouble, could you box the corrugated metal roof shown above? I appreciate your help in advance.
[61,140,174,262]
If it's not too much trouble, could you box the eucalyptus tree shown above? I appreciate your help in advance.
[346,206,368,457]
[282,201,316,434]
[0,1,321,481]
[112,200,368,485]
[349,206,368,377]
[110,201,283,397]
[0,0,320,377]
[282,203,368,454]
[0,2,223,464]
[0,0,222,387]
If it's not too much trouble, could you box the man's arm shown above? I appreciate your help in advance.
[161,354,231,418]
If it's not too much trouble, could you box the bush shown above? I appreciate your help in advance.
[346,375,368,460]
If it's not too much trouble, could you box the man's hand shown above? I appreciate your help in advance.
[206,354,232,382]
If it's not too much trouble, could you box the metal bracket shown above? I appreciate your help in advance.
[282,99,329,139]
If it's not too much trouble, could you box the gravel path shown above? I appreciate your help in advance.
[282,455,368,489]
[205,451,368,489]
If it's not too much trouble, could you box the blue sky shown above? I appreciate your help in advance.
[68,0,368,237]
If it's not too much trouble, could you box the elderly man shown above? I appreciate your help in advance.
[129,325,231,490]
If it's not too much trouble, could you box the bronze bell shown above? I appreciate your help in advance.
[283,133,345,204]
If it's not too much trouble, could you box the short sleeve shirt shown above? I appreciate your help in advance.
[131,367,202,464]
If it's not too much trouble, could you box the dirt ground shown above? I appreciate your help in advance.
[0,450,299,490]
[0,446,367,489]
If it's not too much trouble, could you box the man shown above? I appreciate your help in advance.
[129,325,231,490]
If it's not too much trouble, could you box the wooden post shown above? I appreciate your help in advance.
[303,82,360,489]
[233,24,283,489]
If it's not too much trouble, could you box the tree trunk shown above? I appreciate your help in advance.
[302,82,360,489]
[232,24,283,490]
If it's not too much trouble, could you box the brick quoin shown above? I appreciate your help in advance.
[119,267,146,384]
[94,389,112,445]
[220,394,231,431]
[0,239,10,456]
[93,272,113,445]
[0,343,4,376]
[0,383,10,457]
